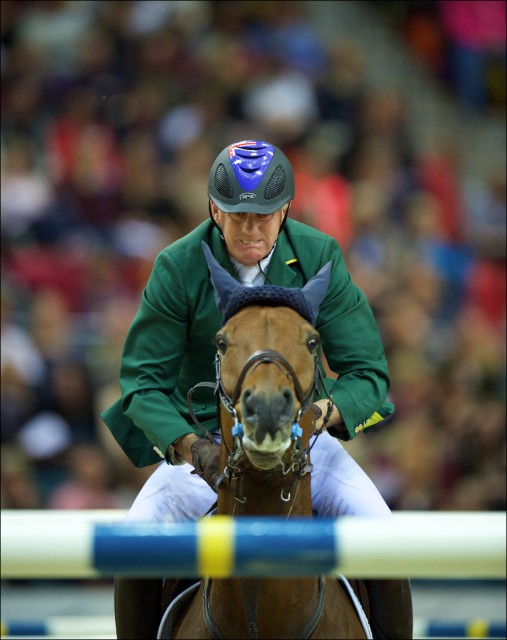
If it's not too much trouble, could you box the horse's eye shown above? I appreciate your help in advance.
[307,337,320,353]
[216,336,227,354]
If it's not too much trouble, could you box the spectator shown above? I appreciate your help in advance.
[47,443,121,510]
[290,123,354,249]
[1,283,43,444]
[1,444,41,509]
[439,0,507,112]
[462,167,506,331]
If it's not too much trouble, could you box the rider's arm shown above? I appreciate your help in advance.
[315,238,391,440]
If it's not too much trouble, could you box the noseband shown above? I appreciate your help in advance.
[215,347,318,425]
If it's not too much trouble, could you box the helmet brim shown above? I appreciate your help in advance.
[209,195,292,215]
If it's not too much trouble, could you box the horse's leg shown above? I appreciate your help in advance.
[114,577,163,639]
[364,578,413,640]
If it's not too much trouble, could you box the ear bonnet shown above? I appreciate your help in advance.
[201,242,331,326]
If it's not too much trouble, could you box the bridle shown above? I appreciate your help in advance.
[214,347,319,506]
[215,347,318,461]
[187,343,335,493]
[187,346,334,640]
[187,345,333,485]
[216,347,317,420]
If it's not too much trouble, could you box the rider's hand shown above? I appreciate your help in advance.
[190,439,222,492]
[311,403,323,434]
[311,400,346,437]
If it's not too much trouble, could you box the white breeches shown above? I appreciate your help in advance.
[125,431,392,523]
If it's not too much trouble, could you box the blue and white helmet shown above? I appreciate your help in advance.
[208,140,295,214]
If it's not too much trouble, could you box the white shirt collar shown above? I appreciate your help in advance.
[230,244,276,287]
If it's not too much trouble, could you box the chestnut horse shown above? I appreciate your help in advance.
[157,246,371,639]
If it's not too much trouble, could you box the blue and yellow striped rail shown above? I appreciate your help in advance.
[1,511,505,580]
[1,616,506,638]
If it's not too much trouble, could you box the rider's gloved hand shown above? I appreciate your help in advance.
[311,400,336,433]
[311,403,323,427]
[190,439,222,492]
[311,400,349,439]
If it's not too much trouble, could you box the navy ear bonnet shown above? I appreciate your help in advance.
[223,285,316,325]
[201,241,331,327]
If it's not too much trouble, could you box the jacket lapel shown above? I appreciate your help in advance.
[209,226,238,278]
[266,232,301,287]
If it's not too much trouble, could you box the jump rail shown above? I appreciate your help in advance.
[1,511,505,580]
[3,616,505,638]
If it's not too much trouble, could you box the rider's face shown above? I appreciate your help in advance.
[210,202,288,266]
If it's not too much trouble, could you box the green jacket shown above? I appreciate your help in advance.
[101,219,392,467]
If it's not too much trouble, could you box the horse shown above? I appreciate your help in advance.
[157,245,371,639]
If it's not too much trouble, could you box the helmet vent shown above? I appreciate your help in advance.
[215,163,234,199]
[264,165,286,200]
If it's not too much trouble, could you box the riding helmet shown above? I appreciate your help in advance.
[208,140,295,214]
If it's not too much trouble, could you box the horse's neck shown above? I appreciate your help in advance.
[216,437,313,517]
[216,467,312,517]
[210,432,328,637]
[211,468,321,638]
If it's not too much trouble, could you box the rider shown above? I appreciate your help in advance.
[102,139,413,639]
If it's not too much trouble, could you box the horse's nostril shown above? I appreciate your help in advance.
[282,387,293,406]
[243,388,255,418]
[281,388,295,420]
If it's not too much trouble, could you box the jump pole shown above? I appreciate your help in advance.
[1,511,505,580]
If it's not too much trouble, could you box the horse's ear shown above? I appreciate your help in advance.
[302,261,332,321]
[201,241,242,316]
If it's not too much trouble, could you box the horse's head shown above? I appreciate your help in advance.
[202,242,331,471]
[216,304,320,469]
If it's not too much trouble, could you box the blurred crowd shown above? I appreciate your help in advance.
[375,0,506,114]
[1,0,505,515]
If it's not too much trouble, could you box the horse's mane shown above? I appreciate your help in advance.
[222,285,317,325]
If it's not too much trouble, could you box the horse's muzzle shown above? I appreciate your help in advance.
[241,386,295,446]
